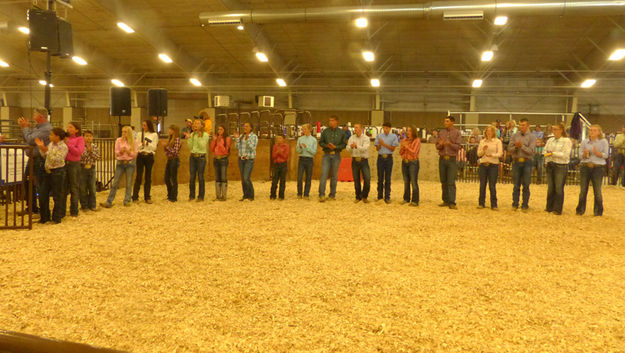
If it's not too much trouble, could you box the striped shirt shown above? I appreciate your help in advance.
[165,137,181,159]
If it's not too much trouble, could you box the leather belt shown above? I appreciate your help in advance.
[481,162,491,167]
[83,164,92,169]
[191,153,206,158]
[515,158,527,163]
[403,158,418,163]
[119,160,130,165]
[328,151,336,155]
[354,157,368,162]
[215,155,228,159]
[585,162,596,168]
[380,154,391,158]
[442,156,451,160]
[140,152,152,156]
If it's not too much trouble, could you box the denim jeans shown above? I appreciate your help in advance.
[39,167,66,223]
[546,162,568,213]
[79,166,97,210]
[377,156,393,200]
[189,155,206,199]
[319,153,341,197]
[133,153,154,201]
[214,157,229,183]
[611,153,625,186]
[62,161,81,216]
[297,157,313,197]
[270,162,287,199]
[165,158,179,201]
[402,160,420,204]
[439,157,458,205]
[25,156,45,212]
[576,165,605,216]
[106,161,135,205]
[478,163,498,207]
[351,158,371,200]
[512,160,532,208]
[238,158,255,199]
[534,155,544,183]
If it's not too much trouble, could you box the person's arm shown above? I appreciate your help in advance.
[507,135,517,152]
[492,140,503,158]
[412,138,421,157]
[209,138,216,153]
[448,130,461,152]
[477,140,486,157]
[384,136,398,152]
[129,141,139,159]
[296,137,303,154]
[146,133,158,153]
[114,139,123,159]
[520,134,536,155]
[335,131,347,150]
[359,136,371,153]
[92,144,101,161]
[318,130,328,149]
[598,140,609,159]
[225,137,232,153]
[186,133,194,148]
[247,134,258,151]
[22,127,37,145]
[308,137,318,155]
[283,144,290,160]
[614,134,625,148]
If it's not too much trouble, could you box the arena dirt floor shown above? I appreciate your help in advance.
[1,180,624,352]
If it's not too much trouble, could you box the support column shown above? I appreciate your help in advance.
[370,94,384,127]
[0,106,11,137]
[131,107,143,132]
[465,94,479,127]
[62,107,73,128]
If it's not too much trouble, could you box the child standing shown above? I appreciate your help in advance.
[80,130,101,211]
[64,122,85,217]
[210,125,231,201]
[270,135,290,200]
[35,128,68,224]
[100,126,139,208]
[163,125,181,202]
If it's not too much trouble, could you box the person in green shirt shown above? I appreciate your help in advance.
[612,125,625,187]
[184,119,209,201]
[318,115,347,202]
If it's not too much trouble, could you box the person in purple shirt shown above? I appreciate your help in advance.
[436,116,463,209]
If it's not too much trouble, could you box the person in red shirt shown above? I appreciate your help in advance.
[270,135,290,200]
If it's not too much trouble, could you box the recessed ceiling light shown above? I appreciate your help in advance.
[237,25,244,30]
[158,53,173,63]
[481,51,494,62]
[39,80,47,86]
[189,78,202,87]
[72,56,88,65]
[370,78,380,87]
[276,78,287,87]
[111,79,125,87]
[494,16,508,26]
[255,52,268,62]
[117,22,135,33]
[472,79,483,88]
[0,59,9,68]
[362,51,375,62]
[17,26,30,35]
[581,79,596,88]
[355,17,368,28]
[608,49,625,61]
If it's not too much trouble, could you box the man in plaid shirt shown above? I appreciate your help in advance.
[80,130,101,211]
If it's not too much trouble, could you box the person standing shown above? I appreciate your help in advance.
[163,125,181,202]
[210,125,231,201]
[63,122,84,217]
[270,135,290,200]
[181,118,193,139]
[374,122,399,204]
[427,129,439,144]
[318,116,347,202]
[100,126,139,208]
[576,125,609,217]
[611,125,625,187]
[184,119,209,201]
[508,118,537,212]
[296,124,317,200]
[132,120,158,204]
[399,126,421,206]
[477,126,503,210]
[34,128,68,224]
[18,108,51,214]
[347,123,371,203]
[436,116,462,209]
[534,138,545,184]
[544,124,572,215]
[79,130,100,211]
[234,122,258,201]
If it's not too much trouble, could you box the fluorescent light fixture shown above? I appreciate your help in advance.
[255,52,268,62]
[472,79,483,88]
[362,51,375,62]
[370,78,380,87]
[237,25,244,30]
[581,79,596,88]
[189,78,202,87]
[111,79,125,87]
[18,26,30,35]
[72,56,88,65]
[39,80,47,86]
[355,17,368,28]
[117,22,135,33]
[158,53,173,63]
[494,16,508,26]
[49,84,54,88]
[0,60,9,68]
[481,51,494,62]
[608,49,625,61]
[276,78,287,87]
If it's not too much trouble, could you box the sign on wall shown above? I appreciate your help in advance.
[0,148,29,184]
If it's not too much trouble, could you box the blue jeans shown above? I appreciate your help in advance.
[319,153,341,197]
[377,156,393,200]
[534,155,545,183]
[106,161,135,205]
[79,166,97,209]
[189,155,206,199]
[62,161,81,216]
[612,153,625,186]
[214,157,229,183]
[39,167,66,223]
[402,160,420,204]
[351,158,371,200]
[270,162,287,199]
[238,158,255,199]
[546,162,568,213]
[165,158,179,201]
[576,165,604,216]
[439,157,458,205]
[512,160,532,208]
[478,163,498,207]
[297,157,313,197]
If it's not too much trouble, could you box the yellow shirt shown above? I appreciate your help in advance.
[204,119,212,135]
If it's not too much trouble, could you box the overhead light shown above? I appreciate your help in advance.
[72,56,88,65]
[370,78,380,87]
[581,79,596,88]
[355,17,368,28]
[608,49,625,61]
[117,22,135,33]
[189,78,202,87]
[494,16,508,26]
[237,25,244,30]
[158,53,173,63]
[49,84,54,88]
[17,26,30,35]
[276,78,287,87]
[111,79,125,87]
[481,51,494,62]
[38,80,47,86]
[0,60,9,68]
[255,52,268,62]
[362,51,375,62]
[472,79,483,88]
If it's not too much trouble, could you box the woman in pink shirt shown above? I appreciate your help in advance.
[101,126,139,208]
[210,125,231,201]
[64,122,85,217]
[399,126,421,206]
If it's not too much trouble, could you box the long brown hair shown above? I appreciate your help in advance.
[216,125,229,149]
[553,123,567,138]
[168,124,180,147]
[68,121,82,136]
[406,125,418,141]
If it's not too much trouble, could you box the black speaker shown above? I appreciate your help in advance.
[28,9,58,52]
[148,89,168,117]
[54,18,73,58]
[110,87,132,116]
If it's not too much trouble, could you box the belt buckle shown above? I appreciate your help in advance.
[381,154,388,159]
[518,158,525,163]
[355,157,362,162]
[329,151,335,155]
[483,162,490,167]
[84,164,92,169]
[443,156,450,160]
[588,162,595,168]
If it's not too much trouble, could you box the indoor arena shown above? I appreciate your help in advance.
[1,1,625,352]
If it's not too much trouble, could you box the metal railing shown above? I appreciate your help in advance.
[0,145,33,230]
[93,138,117,189]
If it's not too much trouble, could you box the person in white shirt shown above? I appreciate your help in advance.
[477,126,503,210]
[132,120,159,204]
[346,124,371,203]
[543,123,572,215]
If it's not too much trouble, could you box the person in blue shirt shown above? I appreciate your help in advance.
[318,116,347,202]
[576,124,609,217]
[19,108,52,214]
[296,124,317,199]
[374,122,399,203]
[234,122,258,201]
